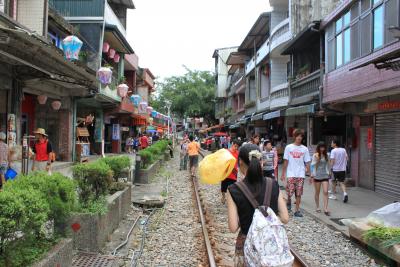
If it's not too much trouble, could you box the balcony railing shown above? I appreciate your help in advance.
[290,70,320,99]
[270,18,290,51]
[270,87,289,99]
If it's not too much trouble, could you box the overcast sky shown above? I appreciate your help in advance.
[126,0,270,80]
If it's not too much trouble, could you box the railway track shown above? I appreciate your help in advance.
[192,174,311,267]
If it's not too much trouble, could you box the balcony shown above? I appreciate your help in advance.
[270,17,291,53]
[270,83,289,109]
[105,2,126,36]
[290,70,320,105]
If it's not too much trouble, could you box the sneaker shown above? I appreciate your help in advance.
[329,194,337,200]
[343,194,348,203]
[294,211,303,217]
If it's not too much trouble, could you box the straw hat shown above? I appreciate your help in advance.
[33,128,48,136]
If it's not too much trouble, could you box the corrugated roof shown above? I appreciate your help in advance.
[238,12,271,52]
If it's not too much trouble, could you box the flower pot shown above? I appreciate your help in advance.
[51,100,62,110]
[37,95,48,105]
[117,84,129,98]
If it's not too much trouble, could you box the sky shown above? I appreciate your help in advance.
[126,0,271,80]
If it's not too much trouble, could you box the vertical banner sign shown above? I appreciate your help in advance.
[94,111,103,143]
[7,114,16,147]
[367,128,373,150]
[112,124,120,141]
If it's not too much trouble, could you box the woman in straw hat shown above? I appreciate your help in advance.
[32,128,53,173]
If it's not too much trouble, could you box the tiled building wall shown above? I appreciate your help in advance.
[17,0,47,35]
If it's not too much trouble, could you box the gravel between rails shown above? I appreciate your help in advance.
[286,212,383,267]
[199,182,237,266]
[136,153,207,266]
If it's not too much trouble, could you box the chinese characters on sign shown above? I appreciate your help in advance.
[112,124,120,141]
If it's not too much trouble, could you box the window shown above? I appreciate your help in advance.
[344,29,351,63]
[344,12,351,26]
[336,34,343,67]
[373,5,384,49]
[336,17,343,33]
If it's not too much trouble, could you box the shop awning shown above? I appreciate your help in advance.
[284,104,316,117]
[251,112,264,121]
[238,12,271,52]
[263,110,282,120]
[229,123,240,129]
[238,115,251,125]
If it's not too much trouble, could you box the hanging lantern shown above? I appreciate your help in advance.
[114,54,120,63]
[148,117,153,125]
[117,84,129,98]
[146,106,153,115]
[108,49,115,59]
[51,100,62,111]
[138,101,148,114]
[130,95,141,107]
[97,67,113,84]
[61,35,83,61]
[37,95,48,105]
[151,110,157,118]
[102,42,110,53]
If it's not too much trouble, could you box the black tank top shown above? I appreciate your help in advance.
[228,178,280,235]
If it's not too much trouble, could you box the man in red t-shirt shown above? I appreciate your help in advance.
[140,134,149,149]
[221,139,241,204]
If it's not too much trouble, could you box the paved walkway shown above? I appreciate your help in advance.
[278,176,394,235]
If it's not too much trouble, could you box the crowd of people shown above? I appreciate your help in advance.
[179,129,350,265]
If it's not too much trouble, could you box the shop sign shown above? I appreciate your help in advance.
[121,127,130,132]
[367,128,373,150]
[112,124,120,140]
[378,101,400,111]
[94,113,103,143]
[7,114,16,147]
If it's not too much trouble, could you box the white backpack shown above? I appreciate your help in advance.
[236,178,294,267]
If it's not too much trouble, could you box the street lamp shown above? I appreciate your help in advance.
[165,100,172,139]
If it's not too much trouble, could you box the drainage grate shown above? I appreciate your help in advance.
[72,252,117,267]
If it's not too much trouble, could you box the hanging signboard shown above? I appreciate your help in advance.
[112,124,120,140]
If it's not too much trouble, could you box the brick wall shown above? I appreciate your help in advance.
[323,41,400,103]
[17,0,46,35]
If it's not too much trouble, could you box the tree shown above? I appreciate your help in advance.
[150,68,217,125]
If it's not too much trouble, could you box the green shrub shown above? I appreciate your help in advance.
[76,196,108,215]
[138,149,154,168]
[0,188,49,263]
[6,172,77,233]
[101,156,131,181]
[109,181,127,194]
[72,160,113,205]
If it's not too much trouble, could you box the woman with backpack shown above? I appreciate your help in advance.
[226,144,290,266]
[310,142,331,216]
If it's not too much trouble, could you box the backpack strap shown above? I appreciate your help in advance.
[236,182,259,209]
[263,178,273,208]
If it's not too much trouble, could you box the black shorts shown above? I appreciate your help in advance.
[263,169,275,179]
[333,171,346,182]
[313,178,330,183]
[221,178,236,192]
[189,155,199,167]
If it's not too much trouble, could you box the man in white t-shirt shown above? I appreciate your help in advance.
[329,139,349,203]
[281,129,311,217]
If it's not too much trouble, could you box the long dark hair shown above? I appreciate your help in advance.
[316,142,328,161]
[238,144,263,184]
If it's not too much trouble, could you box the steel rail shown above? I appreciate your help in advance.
[192,175,217,267]
[291,246,311,267]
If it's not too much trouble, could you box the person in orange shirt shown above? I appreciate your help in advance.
[221,139,241,204]
[187,135,204,177]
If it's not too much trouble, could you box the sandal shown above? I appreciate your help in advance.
[324,211,331,216]
[316,209,321,213]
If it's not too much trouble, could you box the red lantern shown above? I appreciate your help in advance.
[37,95,47,105]
[108,49,115,59]
[117,84,129,98]
[102,42,110,53]
[51,100,62,110]
[114,54,120,63]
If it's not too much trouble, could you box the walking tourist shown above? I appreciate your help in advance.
[32,128,53,173]
[262,140,278,179]
[187,135,203,177]
[220,139,240,204]
[226,144,289,266]
[167,141,174,158]
[133,136,140,153]
[311,142,331,216]
[125,136,133,154]
[140,134,149,149]
[251,134,260,146]
[0,132,9,189]
[179,139,189,171]
[280,129,311,217]
[329,139,349,203]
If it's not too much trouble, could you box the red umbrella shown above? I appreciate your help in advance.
[213,132,228,137]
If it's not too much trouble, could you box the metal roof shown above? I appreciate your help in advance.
[281,21,320,55]
[108,0,135,9]
[238,12,271,52]
[104,24,134,53]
